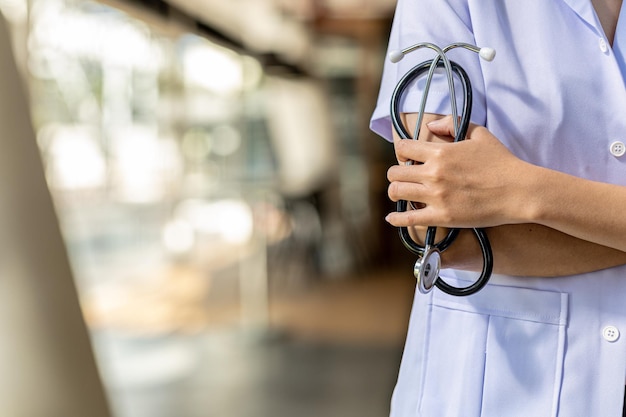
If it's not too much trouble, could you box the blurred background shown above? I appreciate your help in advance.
[0,0,419,416]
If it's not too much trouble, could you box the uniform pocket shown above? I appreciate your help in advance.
[418,283,568,417]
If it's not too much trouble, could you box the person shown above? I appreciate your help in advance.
[370,0,626,416]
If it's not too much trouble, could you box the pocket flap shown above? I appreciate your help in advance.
[432,283,568,326]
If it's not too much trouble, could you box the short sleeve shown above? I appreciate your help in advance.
[370,0,488,142]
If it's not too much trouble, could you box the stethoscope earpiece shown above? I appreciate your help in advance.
[389,45,496,64]
[388,50,405,63]
[479,47,496,62]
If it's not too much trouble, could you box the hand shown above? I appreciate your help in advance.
[386,115,532,229]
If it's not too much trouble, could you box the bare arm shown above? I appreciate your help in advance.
[387,113,626,277]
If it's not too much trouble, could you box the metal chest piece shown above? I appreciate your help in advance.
[414,246,441,294]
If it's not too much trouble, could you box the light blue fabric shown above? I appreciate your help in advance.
[419,284,568,417]
[371,1,626,416]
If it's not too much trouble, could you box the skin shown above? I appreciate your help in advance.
[593,0,622,45]
[384,0,626,276]
[386,113,626,276]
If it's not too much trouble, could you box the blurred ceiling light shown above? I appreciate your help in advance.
[102,18,161,70]
[162,219,195,255]
[182,36,243,95]
[42,124,107,190]
[238,0,310,62]
[214,200,254,244]
[168,0,312,65]
[0,0,26,23]
[175,199,254,245]
[30,4,162,72]
[109,126,182,204]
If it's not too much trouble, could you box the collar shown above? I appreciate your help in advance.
[560,0,602,32]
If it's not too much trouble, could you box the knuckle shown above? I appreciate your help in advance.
[395,139,415,159]
[428,164,446,184]
[430,185,446,201]
[387,165,399,182]
[430,145,446,161]
[439,210,454,226]
[435,204,455,226]
[395,139,409,155]
[387,182,400,201]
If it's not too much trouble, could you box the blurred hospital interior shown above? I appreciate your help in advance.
[0,1,419,416]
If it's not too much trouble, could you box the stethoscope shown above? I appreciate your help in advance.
[388,42,496,297]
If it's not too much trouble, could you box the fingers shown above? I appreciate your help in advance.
[393,137,446,165]
[385,206,438,228]
[426,115,482,140]
[424,115,456,137]
[386,177,426,203]
[388,115,516,231]
[387,140,450,206]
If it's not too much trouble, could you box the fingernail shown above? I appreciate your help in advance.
[427,119,445,127]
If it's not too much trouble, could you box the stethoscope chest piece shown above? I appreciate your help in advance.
[414,246,441,294]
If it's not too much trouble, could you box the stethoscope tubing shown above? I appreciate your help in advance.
[390,57,493,297]
[435,227,493,296]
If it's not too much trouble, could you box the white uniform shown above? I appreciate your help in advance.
[370,1,626,416]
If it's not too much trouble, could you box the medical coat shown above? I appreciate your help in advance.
[371,1,626,416]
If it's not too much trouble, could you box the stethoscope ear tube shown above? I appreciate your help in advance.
[391,60,472,142]
[391,58,493,297]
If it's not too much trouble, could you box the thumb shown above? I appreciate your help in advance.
[426,115,456,137]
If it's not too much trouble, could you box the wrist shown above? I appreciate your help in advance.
[505,161,550,225]
[513,162,568,226]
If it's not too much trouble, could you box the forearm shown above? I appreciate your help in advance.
[441,224,626,277]
[390,112,626,276]
[521,165,626,252]
[417,118,626,253]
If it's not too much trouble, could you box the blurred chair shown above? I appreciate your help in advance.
[265,75,338,199]
[0,13,111,417]
[264,75,352,281]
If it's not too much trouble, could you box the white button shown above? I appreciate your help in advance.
[603,326,620,342]
[610,141,626,157]
[599,37,608,52]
